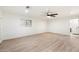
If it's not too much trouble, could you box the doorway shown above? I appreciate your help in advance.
[70,19,79,35]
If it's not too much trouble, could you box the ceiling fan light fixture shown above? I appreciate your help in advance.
[47,16,51,18]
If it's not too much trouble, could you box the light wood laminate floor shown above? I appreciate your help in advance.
[0,32,79,52]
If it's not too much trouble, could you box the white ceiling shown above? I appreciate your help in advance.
[1,6,79,19]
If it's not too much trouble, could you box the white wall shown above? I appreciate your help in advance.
[0,13,47,40]
[0,10,4,43]
[1,14,71,41]
[0,10,71,42]
[0,19,1,40]
[48,18,70,35]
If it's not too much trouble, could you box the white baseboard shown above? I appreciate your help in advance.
[0,40,3,44]
[48,31,70,36]
[3,32,46,40]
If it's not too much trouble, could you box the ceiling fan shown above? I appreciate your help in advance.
[47,11,58,17]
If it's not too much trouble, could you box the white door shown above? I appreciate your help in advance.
[70,19,79,35]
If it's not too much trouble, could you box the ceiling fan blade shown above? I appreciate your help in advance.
[52,13,58,15]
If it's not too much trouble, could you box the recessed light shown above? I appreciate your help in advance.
[25,6,30,13]
[25,9,29,13]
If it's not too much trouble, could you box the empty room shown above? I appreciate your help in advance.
[0,6,79,52]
